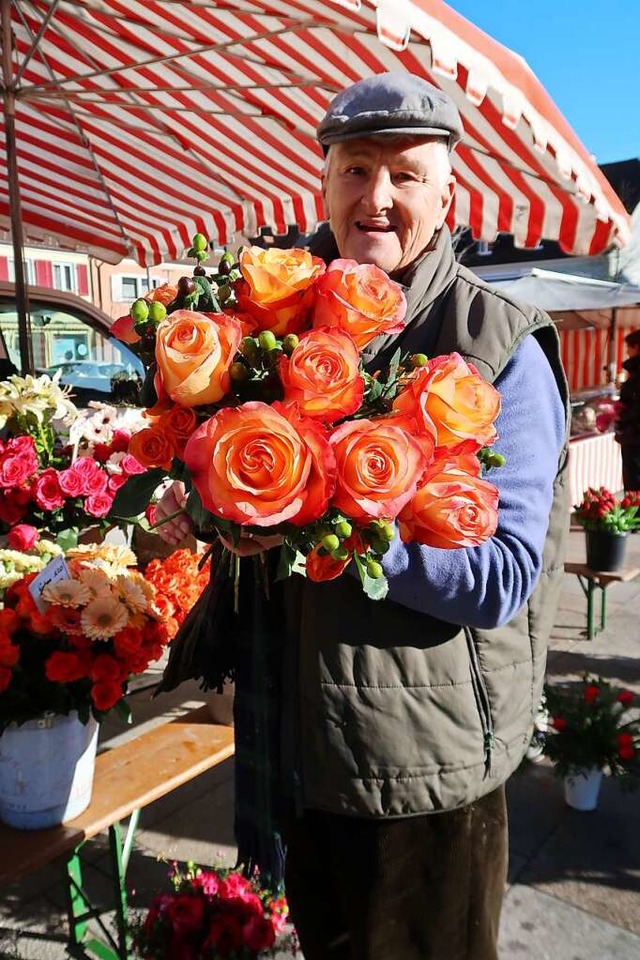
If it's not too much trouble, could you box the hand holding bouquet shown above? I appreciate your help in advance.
[112,239,503,598]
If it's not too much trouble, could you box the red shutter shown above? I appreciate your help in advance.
[0,257,8,281]
[76,263,89,296]
[35,260,53,287]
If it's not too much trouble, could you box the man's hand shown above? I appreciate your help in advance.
[153,481,194,546]
[219,531,283,557]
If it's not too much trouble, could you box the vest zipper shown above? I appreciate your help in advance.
[464,627,494,777]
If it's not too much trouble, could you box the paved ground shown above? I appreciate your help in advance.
[1,527,639,959]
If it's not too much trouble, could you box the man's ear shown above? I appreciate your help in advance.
[436,176,456,230]
[320,169,330,220]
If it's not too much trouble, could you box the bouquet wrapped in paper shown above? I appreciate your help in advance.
[111,238,503,599]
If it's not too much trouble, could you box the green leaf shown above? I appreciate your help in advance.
[109,468,166,519]
[185,486,213,531]
[353,553,389,601]
[385,348,402,385]
[113,697,132,725]
[55,527,79,551]
[275,542,297,581]
[193,274,220,312]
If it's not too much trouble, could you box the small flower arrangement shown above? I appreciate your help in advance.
[543,676,640,784]
[573,487,640,533]
[132,861,296,959]
[0,377,146,546]
[0,544,172,732]
[112,236,503,600]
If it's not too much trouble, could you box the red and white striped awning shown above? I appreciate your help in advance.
[0,0,631,266]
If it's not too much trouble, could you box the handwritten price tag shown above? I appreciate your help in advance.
[28,555,72,613]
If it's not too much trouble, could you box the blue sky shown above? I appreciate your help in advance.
[450,1,639,164]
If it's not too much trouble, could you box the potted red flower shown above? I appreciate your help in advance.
[0,544,172,829]
[132,861,297,959]
[543,675,640,810]
[573,487,640,571]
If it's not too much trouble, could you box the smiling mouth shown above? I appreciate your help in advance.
[356,221,396,233]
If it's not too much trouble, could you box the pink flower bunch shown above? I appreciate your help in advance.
[0,433,145,536]
[133,864,295,959]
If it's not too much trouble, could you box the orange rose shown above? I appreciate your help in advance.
[236,246,325,336]
[184,401,337,527]
[154,310,243,407]
[329,419,428,522]
[158,405,197,454]
[146,282,178,307]
[128,426,176,470]
[312,259,406,349]
[279,328,364,423]
[398,454,499,547]
[393,353,501,453]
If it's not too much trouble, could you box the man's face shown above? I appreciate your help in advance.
[321,137,456,275]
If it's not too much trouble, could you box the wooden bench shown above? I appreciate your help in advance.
[564,561,640,640]
[0,705,234,960]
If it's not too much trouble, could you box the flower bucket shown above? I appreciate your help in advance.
[564,767,603,811]
[585,530,628,572]
[0,711,99,829]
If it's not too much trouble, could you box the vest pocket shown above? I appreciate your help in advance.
[464,628,494,776]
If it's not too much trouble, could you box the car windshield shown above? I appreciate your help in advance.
[0,303,144,404]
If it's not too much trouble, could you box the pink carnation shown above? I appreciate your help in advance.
[108,474,127,494]
[84,470,109,496]
[7,524,39,551]
[84,492,113,517]
[33,469,65,510]
[58,468,85,498]
[0,454,33,488]
[120,454,145,476]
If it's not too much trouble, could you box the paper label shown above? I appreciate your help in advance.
[28,556,72,613]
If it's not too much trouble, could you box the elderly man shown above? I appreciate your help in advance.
[158,73,569,960]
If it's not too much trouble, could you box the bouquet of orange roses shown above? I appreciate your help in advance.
[111,237,502,601]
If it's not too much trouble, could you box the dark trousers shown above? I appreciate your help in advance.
[283,785,508,960]
[621,444,640,491]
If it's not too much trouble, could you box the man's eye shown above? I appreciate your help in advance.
[392,171,420,186]
[343,166,366,177]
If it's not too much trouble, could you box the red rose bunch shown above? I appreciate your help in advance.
[143,549,211,640]
[132,862,295,959]
[113,238,503,599]
[0,545,171,731]
[543,676,640,784]
[574,487,640,533]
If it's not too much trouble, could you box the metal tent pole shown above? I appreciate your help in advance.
[1,0,34,375]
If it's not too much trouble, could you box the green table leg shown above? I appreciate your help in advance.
[586,578,595,640]
[63,809,141,960]
[578,575,607,641]
[108,814,138,959]
[600,585,608,632]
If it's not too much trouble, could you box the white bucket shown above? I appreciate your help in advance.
[0,711,99,829]
[564,767,603,811]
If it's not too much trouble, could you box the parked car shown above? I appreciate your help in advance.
[0,282,143,406]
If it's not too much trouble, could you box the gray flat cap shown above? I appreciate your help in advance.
[317,72,463,152]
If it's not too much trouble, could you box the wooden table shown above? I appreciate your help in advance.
[0,706,234,959]
[564,561,640,640]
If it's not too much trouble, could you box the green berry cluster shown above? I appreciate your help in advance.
[313,517,395,579]
[231,330,298,388]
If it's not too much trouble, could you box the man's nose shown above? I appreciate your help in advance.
[361,168,393,212]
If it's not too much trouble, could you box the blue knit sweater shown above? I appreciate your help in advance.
[382,335,566,629]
